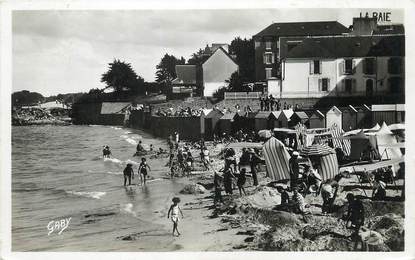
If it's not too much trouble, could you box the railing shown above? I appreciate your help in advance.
[224,92,263,100]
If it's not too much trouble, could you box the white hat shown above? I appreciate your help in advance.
[292,151,299,156]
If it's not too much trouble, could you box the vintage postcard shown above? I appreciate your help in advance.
[1,1,413,259]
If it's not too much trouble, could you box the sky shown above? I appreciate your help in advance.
[12,8,403,96]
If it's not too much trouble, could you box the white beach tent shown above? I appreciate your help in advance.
[263,137,291,181]
[369,122,402,160]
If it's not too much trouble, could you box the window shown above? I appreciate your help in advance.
[364,58,375,75]
[345,79,352,93]
[345,59,353,74]
[321,78,329,91]
[388,57,402,74]
[254,41,260,48]
[265,41,272,50]
[388,77,402,93]
[263,52,274,64]
[265,68,273,79]
[366,79,374,96]
[314,60,321,74]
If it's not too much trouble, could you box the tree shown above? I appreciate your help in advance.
[187,48,209,65]
[155,54,186,85]
[101,59,144,94]
[226,72,246,92]
[229,37,255,82]
[12,90,44,106]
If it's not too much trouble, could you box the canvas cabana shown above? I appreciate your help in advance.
[289,111,309,128]
[255,111,271,131]
[218,112,238,135]
[299,144,339,180]
[342,130,379,162]
[263,137,291,181]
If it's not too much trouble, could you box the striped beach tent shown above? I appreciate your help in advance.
[330,124,351,155]
[300,144,339,180]
[299,144,335,156]
[319,153,339,180]
[263,137,291,181]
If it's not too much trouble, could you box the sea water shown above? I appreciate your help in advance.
[12,125,187,251]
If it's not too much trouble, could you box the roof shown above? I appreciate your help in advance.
[371,104,395,112]
[269,111,282,119]
[100,102,130,114]
[171,65,196,85]
[205,109,224,118]
[326,106,341,115]
[310,110,325,119]
[247,111,258,118]
[339,105,357,113]
[280,35,404,59]
[281,109,294,120]
[203,46,238,66]
[254,21,349,38]
[220,112,237,120]
[374,24,405,35]
[255,111,271,119]
[294,111,309,120]
[355,104,371,112]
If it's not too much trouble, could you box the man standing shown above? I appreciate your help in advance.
[249,148,261,186]
[345,193,365,250]
[289,151,300,190]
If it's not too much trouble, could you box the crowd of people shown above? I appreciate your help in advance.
[259,95,303,112]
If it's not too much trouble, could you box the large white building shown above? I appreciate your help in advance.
[202,47,239,97]
[277,35,404,99]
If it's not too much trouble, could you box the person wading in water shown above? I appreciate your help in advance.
[138,158,151,185]
[167,197,184,237]
[123,163,134,186]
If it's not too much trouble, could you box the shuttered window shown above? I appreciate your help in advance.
[364,58,375,75]
[266,41,272,50]
[345,59,353,74]
[345,78,352,93]
[265,68,273,79]
[263,52,274,64]
[310,60,322,74]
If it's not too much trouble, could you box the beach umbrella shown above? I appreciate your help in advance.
[258,129,272,139]
[299,144,335,156]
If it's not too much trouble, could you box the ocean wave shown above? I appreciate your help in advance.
[146,178,163,183]
[106,171,123,175]
[111,126,122,130]
[103,157,123,164]
[125,159,139,166]
[66,191,106,199]
[120,135,138,145]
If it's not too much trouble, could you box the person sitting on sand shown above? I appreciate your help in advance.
[303,164,322,196]
[167,197,184,237]
[138,158,151,185]
[102,145,111,158]
[292,187,310,223]
[372,175,387,201]
[237,168,247,196]
[123,163,134,186]
[136,141,145,153]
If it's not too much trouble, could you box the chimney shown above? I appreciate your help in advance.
[351,17,378,35]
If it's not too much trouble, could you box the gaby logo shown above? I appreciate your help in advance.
[47,217,71,235]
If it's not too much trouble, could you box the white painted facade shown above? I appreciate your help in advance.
[281,56,404,98]
[202,48,239,97]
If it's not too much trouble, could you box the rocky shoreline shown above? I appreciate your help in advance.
[12,107,72,126]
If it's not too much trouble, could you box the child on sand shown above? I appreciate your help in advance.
[167,197,184,237]
[237,168,247,196]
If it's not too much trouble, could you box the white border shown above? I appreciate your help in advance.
[1,0,414,259]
